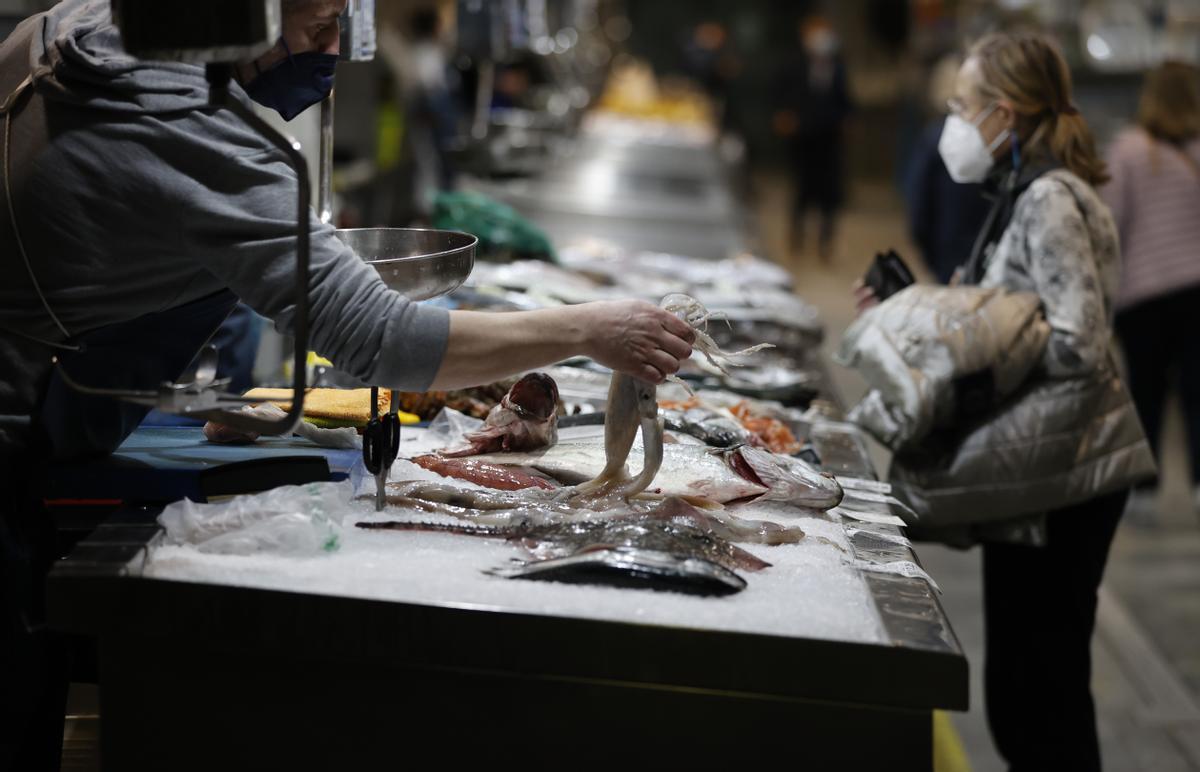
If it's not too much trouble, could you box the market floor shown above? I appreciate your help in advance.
[752,172,1200,771]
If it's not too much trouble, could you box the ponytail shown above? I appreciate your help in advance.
[1047,110,1109,185]
[969,32,1109,186]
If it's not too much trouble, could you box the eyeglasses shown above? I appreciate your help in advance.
[946,97,968,117]
[946,97,999,127]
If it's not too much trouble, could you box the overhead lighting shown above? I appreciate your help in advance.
[579,161,617,205]
[1087,33,1113,60]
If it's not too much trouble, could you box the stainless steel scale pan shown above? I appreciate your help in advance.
[334,227,476,510]
[335,228,476,301]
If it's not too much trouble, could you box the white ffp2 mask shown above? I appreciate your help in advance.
[937,104,1010,183]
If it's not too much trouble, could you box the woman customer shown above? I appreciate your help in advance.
[1103,61,1200,522]
[853,32,1153,770]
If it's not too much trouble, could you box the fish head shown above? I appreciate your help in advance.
[507,372,560,420]
[735,445,844,509]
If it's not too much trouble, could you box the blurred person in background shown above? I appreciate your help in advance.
[902,53,991,283]
[682,21,730,100]
[405,7,456,196]
[855,32,1152,770]
[773,14,852,264]
[1103,61,1200,523]
[402,7,459,212]
[491,55,536,111]
[683,20,744,141]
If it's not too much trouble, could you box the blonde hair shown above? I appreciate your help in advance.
[1137,60,1200,145]
[968,32,1109,185]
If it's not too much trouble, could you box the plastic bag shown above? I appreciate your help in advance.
[157,481,352,556]
[424,407,484,449]
[433,190,556,263]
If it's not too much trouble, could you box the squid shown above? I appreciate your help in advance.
[571,294,772,503]
[569,372,665,501]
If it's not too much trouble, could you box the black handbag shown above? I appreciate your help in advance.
[863,249,915,301]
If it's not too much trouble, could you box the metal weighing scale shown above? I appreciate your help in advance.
[336,227,475,509]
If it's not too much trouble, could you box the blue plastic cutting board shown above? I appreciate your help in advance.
[44,427,364,504]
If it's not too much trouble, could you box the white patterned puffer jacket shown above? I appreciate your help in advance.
[839,284,1051,450]
[882,169,1155,537]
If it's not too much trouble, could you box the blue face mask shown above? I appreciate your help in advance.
[244,39,337,121]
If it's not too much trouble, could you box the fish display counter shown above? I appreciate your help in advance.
[47,408,966,769]
[46,108,965,770]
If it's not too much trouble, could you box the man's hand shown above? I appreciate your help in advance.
[580,300,696,384]
[429,301,695,392]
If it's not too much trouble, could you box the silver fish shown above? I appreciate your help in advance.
[470,437,769,503]
[356,509,770,574]
[486,548,748,596]
[468,438,843,509]
[660,407,750,448]
[376,485,808,546]
[734,445,844,510]
[651,496,805,546]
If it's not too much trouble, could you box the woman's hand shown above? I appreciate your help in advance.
[580,300,696,384]
[852,279,880,316]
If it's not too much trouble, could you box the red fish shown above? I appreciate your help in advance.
[440,372,559,457]
[411,454,559,491]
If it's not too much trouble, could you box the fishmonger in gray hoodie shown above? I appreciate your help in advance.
[0,0,695,458]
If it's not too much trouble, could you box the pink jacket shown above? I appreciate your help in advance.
[1103,128,1200,310]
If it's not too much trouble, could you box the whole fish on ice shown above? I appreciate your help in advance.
[440,372,559,457]
[409,295,842,511]
[469,437,767,502]
[356,497,773,573]
[410,455,559,491]
[468,437,842,508]
[486,548,748,596]
[378,483,808,545]
[730,445,844,509]
[659,407,749,448]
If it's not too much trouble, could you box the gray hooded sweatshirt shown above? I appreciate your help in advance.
[0,0,450,453]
